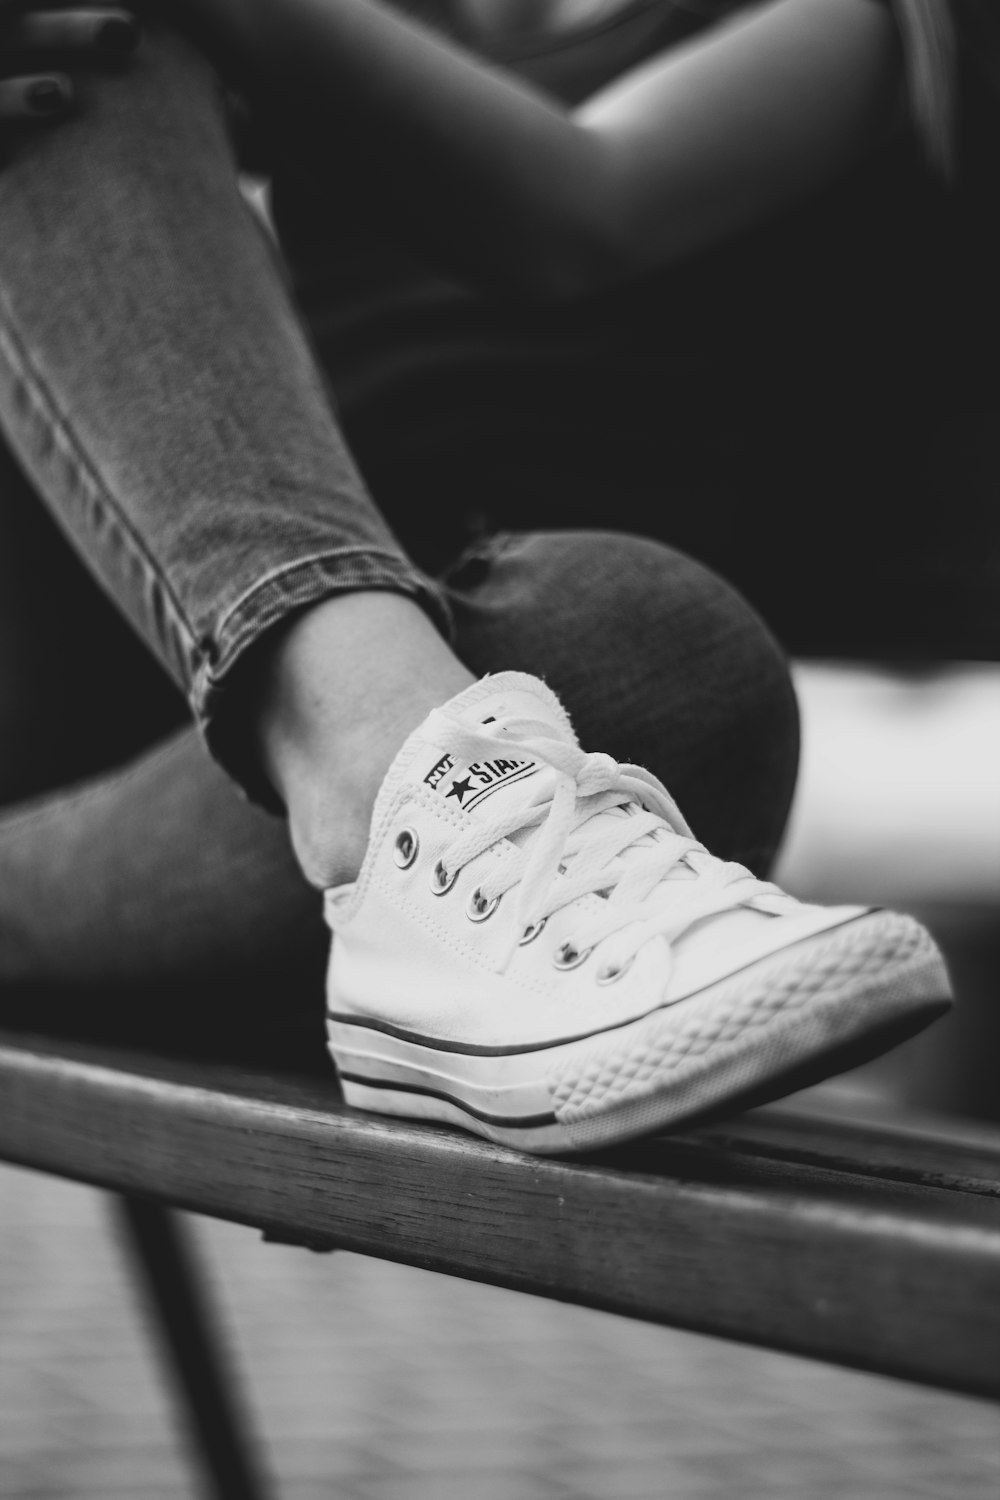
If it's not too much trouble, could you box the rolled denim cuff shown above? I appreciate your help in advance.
[193,547,454,810]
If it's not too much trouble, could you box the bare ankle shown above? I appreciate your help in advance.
[254,593,475,887]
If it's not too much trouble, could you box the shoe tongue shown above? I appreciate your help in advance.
[381,672,706,896]
[411,673,571,822]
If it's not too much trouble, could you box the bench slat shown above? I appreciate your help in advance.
[1,1032,998,1401]
[691,1102,1000,1201]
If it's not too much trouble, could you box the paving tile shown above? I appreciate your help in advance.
[3,1162,1000,1500]
[373,1429,539,1472]
[555,1456,727,1500]
[357,1470,563,1500]
[280,1485,371,1500]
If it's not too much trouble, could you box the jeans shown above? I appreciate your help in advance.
[0,28,799,1058]
[0,26,447,800]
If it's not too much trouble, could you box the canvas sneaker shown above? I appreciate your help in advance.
[325,672,952,1154]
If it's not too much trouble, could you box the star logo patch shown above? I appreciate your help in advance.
[446,776,473,804]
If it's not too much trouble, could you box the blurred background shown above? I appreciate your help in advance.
[775,660,1000,1124]
[1,659,998,1499]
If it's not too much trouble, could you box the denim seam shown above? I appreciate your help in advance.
[0,293,200,682]
[199,547,453,720]
[198,547,452,808]
[213,544,420,646]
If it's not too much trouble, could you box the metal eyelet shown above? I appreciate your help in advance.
[393,829,419,869]
[430,859,457,895]
[597,955,635,986]
[553,941,593,971]
[519,917,548,946]
[467,888,500,922]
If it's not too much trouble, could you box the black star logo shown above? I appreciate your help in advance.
[446,776,473,804]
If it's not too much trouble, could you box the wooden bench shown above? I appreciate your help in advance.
[2,1027,998,1499]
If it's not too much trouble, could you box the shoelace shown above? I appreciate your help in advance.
[422,706,787,974]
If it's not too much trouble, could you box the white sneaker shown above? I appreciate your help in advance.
[325,673,951,1154]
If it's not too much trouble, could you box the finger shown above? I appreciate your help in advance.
[0,72,73,119]
[7,9,139,61]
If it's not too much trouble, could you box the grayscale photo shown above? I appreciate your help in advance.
[0,0,997,1494]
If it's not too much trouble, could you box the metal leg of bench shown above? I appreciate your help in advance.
[114,1194,273,1500]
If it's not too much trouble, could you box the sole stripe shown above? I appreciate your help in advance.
[337,1071,557,1129]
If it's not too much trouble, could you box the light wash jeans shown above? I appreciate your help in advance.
[0,27,798,1059]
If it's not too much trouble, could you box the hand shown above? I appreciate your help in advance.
[0,1,140,128]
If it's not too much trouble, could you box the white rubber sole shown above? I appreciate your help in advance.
[328,911,951,1155]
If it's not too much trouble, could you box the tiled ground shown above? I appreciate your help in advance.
[2,1159,998,1500]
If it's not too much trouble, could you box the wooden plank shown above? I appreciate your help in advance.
[1,1031,998,1401]
[690,1104,1000,1200]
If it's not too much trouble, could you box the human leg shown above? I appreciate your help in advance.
[0,21,466,841]
[0,529,794,1008]
[0,436,186,806]
[0,414,311,1051]
[5,19,788,895]
[0,499,949,1149]
[0,26,950,1145]
[445,530,798,874]
[0,21,788,885]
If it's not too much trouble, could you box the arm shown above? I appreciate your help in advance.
[185,0,903,299]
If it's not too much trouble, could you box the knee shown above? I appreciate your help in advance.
[448,529,799,873]
[0,24,229,241]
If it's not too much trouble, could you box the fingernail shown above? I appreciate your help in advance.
[27,80,68,115]
[96,16,140,58]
